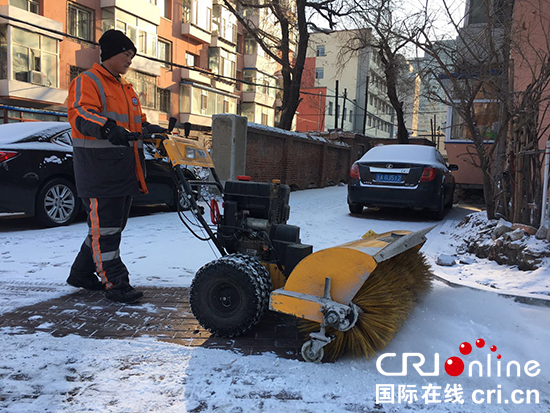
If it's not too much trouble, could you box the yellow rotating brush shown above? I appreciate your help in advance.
[300,248,433,361]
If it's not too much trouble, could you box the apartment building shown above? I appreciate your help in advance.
[296,29,395,138]
[0,0,283,127]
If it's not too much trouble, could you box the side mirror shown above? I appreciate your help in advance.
[448,164,459,171]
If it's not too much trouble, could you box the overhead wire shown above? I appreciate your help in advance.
[0,13,395,129]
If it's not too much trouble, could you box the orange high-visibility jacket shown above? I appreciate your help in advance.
[68,63,148,198]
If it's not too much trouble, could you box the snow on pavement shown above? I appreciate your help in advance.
[0,185,549,412]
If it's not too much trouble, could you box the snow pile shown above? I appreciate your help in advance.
[426,210,550,299]
[453,212,550,270]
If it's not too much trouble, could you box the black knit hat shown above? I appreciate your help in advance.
[99,29,137,62]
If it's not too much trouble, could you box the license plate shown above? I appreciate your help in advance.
[375,173,402,183]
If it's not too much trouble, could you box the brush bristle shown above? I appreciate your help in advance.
[300,249,433,361]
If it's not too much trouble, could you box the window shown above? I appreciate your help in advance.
[158,39,171,68]
[145,0,170,19]
[158,88,171,113]
[68,3,93,42]
[186,52,198,67]
[125,70,157,109]
[180,84,237,116]
[116,10,158,58]
[208,47,236,79]
[182,0,191,23]
[69,65,86,83]
[261,112,268,125]
[9,0,39,14]
[200,93,208,114]
[315,68,324,79]
[316,45,325,57]
[349,110,353,123]
[328,101,333,116]
[12,27,58,87]
[244,33,256,55]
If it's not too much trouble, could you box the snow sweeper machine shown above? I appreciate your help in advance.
[141,119,434,363]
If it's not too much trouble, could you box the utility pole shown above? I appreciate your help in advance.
[335,80,339,130]
[362,75,369,135]
[341,88,347,130]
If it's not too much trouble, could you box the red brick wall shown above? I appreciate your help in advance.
[244,125,352,190]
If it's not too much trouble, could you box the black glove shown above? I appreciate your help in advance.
[142,122,168,135]
[101,120,131,147]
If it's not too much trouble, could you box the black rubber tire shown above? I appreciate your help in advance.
[348,202,363,214]
[433,188,446,220]
[34,178,80,227]
[190,253,273,337]
[445,185,455,209]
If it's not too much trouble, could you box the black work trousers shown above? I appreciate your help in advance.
[71,196,133,290]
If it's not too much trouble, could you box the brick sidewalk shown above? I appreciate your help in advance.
[0,287,305,359]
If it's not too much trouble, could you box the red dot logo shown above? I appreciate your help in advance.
[490,345,497,352]
[476,339,485,348]
[459,342,472,355]
[445,357,465,376]
[497,354,502,359]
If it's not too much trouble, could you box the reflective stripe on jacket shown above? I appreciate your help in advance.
[68,63,148,198]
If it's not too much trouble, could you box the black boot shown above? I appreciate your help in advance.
[67,271,105,291]
[105,286,143,303]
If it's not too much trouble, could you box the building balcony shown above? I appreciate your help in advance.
[0,80,67,106]
[100,0,160,25]
[181,68,211,85]
[181,23,212,44]
[241,91,276,107]
[210,35,237,51]
[243,54,277,74]
[212,79,235,93]
[0,5,63,39]
[179,112,212,127]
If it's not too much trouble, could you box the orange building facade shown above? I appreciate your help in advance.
[0,0,282,128]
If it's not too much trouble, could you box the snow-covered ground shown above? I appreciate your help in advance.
[0,185,549,412]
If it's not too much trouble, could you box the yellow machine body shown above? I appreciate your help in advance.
[148,135,215,169]
[269,230,426,324]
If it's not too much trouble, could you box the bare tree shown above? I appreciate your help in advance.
[340,0,428,143]
[412,0,550,224]
[223,0,352,130]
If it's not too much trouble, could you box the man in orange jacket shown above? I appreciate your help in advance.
[67,30,165,303]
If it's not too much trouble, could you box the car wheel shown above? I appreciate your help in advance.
[433,188,446,220]
[348,201,363,214]
[445,185,455,209]
[34,178,80,227]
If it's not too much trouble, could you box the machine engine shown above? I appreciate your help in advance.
[218,180,312,274]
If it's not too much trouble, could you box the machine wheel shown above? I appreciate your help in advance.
[301,340,324,363]
[34,178,79,227]
[190,253,272,337]
[348,202,363,214]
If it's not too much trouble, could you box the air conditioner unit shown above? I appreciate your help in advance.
[29,70,47,86]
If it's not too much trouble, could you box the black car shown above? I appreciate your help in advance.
[0,121,195,227]
[347,144,458,220]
